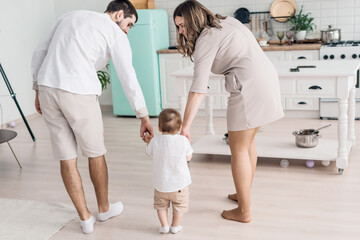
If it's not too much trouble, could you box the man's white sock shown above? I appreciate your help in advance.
[97,201,124,222]
[80,215,96,234]
[170,225,183,234]
[159,226,170,233]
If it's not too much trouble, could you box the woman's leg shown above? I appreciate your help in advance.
[228,127,259,201]
[221,128,258,222]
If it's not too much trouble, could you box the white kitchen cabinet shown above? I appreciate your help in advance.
[265,50,320,113]
[264,51,285,61]
[285,50,319,61]
[159,53,193,109]
[159,49,319,114]
[172,61,360,173]
[159,53,224,110]
[265,50,319,61]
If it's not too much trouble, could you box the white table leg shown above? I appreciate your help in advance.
[336,98,348,169]
[205,95,215,135]
[178,96,186,119]
[348,87,356,145]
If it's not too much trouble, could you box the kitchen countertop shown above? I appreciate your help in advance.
[157,43,321,54]
[171,60,360,77]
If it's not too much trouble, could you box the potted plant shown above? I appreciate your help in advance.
[97,64,110,90]
[289,5,316,41]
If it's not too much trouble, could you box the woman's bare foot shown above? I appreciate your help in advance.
[227,193,237,201]
[221,208,251,223]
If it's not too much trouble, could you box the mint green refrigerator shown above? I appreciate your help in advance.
[110,9,169,117]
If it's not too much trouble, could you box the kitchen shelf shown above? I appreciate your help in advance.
[192,134,348,162]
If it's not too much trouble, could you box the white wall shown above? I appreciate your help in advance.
[155,0,360,45]
[0,0,56,125]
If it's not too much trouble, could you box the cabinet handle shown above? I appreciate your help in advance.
[297,56,307,59]
[309,85,322,90]
[207,86,210,89]
[298,101,307,105]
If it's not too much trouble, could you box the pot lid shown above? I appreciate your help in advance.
[323,25,341,31]
[270,0,297,22]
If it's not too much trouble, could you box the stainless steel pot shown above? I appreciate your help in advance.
[292,129,321,148]
[321,25,341,43]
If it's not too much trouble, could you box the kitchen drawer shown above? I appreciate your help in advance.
[285,97,319,110]
[285,50,319,61]
[297,78,336,96]
[279,79,296,94]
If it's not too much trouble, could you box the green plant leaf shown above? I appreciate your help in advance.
[289,5,316,33]
[97,67,111,90]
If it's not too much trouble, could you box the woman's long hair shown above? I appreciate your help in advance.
[173,0,226,60]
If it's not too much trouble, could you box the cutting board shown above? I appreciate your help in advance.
[130,0,154,9]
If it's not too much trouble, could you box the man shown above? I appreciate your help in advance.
[31,0,153,234]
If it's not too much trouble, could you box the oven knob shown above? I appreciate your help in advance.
[330,55,335,59]
[341,54,346,59]
[323,55,329,60]
[352,54,357,59]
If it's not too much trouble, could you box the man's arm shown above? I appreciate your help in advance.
[31,21,60,90]
[109,33,153,140]
[109,33,149,119]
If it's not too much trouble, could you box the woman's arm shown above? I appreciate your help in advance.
[180,92,205,141]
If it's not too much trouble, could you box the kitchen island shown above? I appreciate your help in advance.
[171,60,360,174]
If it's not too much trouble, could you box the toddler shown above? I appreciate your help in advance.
[145,108,193,234]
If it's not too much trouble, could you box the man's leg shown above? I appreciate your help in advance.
[90,155,124,222]
[60,158,91,221]
[89,155,109,213]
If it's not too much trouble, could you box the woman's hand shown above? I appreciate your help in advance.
[180,92,204,142]
[180,126,191,142]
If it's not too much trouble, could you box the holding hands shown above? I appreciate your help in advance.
[140,116,154,143]
[144,132,152,144]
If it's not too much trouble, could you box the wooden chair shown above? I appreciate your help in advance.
[0,129,22,168]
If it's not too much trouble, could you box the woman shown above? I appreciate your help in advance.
[174,0,284,223]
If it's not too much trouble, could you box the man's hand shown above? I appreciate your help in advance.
[35,90,42,114]
[180,126,191,142]
[140,116,153,142]
[144,132,152,144]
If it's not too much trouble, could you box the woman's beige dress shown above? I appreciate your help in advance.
[190,17,284,131]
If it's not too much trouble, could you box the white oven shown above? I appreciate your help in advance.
[319,41,360,119]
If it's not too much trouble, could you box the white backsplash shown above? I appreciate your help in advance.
[155,0,360,45]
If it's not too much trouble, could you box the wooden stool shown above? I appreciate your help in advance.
[0,129,22,168]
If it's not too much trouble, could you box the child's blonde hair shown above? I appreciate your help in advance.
[158,108,182,133]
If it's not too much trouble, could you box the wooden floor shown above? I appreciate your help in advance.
[1,107,360,240]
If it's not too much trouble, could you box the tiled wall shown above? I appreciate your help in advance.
[155,0,360,45]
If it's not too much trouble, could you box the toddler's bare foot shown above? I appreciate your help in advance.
[221,208,251,223]
[227,193,237,201]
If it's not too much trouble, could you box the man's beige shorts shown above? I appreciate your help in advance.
[38,86,107,160]
[154,186,189,214]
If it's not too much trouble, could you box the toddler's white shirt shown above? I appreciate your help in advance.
[146,134,193,192]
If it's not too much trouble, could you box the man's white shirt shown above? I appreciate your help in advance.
[31,10,148,118]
